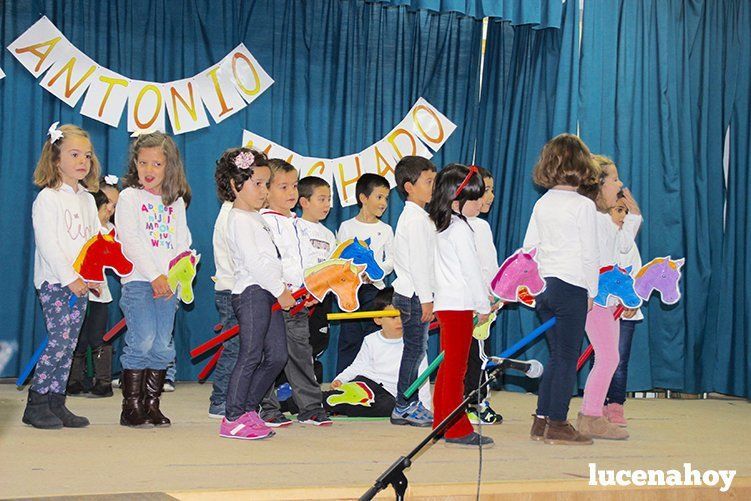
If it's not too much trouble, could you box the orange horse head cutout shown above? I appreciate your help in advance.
[303,259,366,312]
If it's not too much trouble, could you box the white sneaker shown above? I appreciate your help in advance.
[112,378,121,388]
[163,380,175,392]
[208,412,224,419]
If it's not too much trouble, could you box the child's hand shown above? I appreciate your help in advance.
[621,188,641,215]
[331,380,343,389]
[489,296,503,312]
[86,282,102,297]
[476,313,491,325]
[623,308,638,319]
[151,275,173,299]
[420,302,434,323]
[303,295,319,308]
[588,297,594,311]
[67,278,89,297]
[278,289,296,310]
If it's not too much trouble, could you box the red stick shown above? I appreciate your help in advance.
[190,325,239,359]
[103,318,127,342]
[198,346,224,381]
[576,305,627,370]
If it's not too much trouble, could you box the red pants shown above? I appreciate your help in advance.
[433,310,474,439]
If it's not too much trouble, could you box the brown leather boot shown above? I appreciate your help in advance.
[530,414,547,441]
[143,369,171,427]
[544,419,593,445]
[120,369,152,427]
[576,412,629,440]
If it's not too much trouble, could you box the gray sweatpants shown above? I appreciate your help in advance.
[260,308,324,421]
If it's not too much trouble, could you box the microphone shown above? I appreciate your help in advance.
[487,357,544,378]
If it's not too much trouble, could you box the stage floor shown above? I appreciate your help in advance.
[1,383,749,500]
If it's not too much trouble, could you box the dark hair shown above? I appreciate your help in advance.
[394,156,436,197]
[371,286,394,312]
[298,176,331,201]
[214,148,268,202]
[428,164,485,233]
[476,166,493,180]
[267,158,297,180]
[92,189,110,210]
[532,133,598,189]
[355,173,390,207]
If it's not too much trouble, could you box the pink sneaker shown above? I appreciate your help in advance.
[605,403,627,427]
[220,415,274,440]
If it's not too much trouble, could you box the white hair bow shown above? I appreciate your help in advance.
[130,128,163,138]
[48,122,64,144]
[104,174,119,186]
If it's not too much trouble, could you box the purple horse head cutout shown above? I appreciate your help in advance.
[491,248,546,302]
[634,256,685,305]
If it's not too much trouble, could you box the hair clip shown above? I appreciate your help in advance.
[47,122,64,144]
[454,165,479,198]
[235,151,255,170]
[104,174,119,186]
[130,128,162,138]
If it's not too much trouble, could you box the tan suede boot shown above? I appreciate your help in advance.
[576,412,629,440]
[543,419,593,445]
[530,414,546,441]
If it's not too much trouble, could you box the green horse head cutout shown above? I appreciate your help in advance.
[168,250,200,304]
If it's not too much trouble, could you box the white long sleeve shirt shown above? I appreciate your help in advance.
[615,216,644,321]
[295,218,337,270]
[595,212,642,267]
[33,184,100,289]
[227,208,286,298]
[523,189,600,298]
[334,330,432,410]
[336,217,394,289]
[261,209,305,290]
[212,202,235,292]
[392,202,435,303]
[468,216,499,288]
[114,188,191,285]
[433,215,491,314]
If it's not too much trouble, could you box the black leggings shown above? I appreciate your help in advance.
[74,302,109,354]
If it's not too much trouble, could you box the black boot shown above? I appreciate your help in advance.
[48,392,89,427]
[22,390,63,429]
[143,369,171,427]
[120,369,152,428]
[89,345,113,398]
[66,351,88,396]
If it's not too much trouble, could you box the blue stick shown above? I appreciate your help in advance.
[498,317,557,358]
[16,336,48,387]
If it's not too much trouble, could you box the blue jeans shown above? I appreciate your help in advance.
[605,320,637,405]
[225,285,288,421]
[393,292,429,408]
[119,281,178,370]
[534,278,588,422]
[209,290,240,413]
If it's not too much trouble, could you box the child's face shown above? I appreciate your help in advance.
[599,164,623,210]
[234,166,271,212]
[406,170,436,206]
[300,186,331,222]
[99,186,119,223]
[57,136,93,188]
[453,198,483,218]
[359,186,390,218]
[374,305,403,338]
[267,169,299,212]
[136,146,167,194]
[480,176,495,213]
[610,201,628,227]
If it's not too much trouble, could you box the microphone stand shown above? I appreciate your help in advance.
[360,362,514,501]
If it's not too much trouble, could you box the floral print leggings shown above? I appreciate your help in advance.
[31,282,88,395]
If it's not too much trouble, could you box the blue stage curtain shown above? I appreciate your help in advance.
[472,0,579,391]
[367,0,562,27]
[0,0,482,382]
[579,0,750,396]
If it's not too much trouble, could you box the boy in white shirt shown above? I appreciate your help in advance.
[260,160,331,427]
[390,156,436,427]
[464,167,503,425]
[295,176,337,382]
[335,174,394,373]
[324,287,432,417]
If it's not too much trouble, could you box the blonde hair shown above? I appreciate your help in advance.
[578,154,616,211]
[33,124,101,191]
[532,133,598,189]
[123,132,191,206]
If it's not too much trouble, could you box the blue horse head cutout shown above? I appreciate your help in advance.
[330,237,384,281]
[594,265,643,309]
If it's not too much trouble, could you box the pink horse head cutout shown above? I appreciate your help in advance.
[491,248,546,303]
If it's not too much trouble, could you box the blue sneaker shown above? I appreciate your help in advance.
[390,401,433,427]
